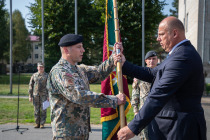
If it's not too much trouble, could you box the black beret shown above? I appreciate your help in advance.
[145,51,157,60]
[58,34,83,47]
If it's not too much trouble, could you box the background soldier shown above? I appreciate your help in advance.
[131,51,158,140]
[47,34,126,140]
[29,62,48,128]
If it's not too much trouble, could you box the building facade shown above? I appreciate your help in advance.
[26,35,42,65]
[2,35,42,73]
[179,0,210,83]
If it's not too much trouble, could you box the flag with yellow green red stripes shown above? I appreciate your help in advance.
[101,0,131,139]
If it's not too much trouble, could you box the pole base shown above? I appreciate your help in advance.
[2,125,29,134]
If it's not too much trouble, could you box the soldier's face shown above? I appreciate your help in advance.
[68,43,85,65]
[145,56,158,68]
[37,66,44,73]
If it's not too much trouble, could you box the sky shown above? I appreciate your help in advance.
[5,0,35,32]
[162,0,174,15]
[5,0,173,33]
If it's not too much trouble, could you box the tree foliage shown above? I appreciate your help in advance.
[12,10,30,63]
[0,0,9,63]
[0,5,29,64]
[118,0,166,65]
[28,0,166,72]
[170,0,178,17]
[28,0,105,71]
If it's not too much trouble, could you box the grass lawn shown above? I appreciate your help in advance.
[0,74,32,95]
[0,84,29,95]
[1,74,208,125]
[0,74,135,124]
[0,74,32,84]
[0,98,50,124]
[0,74,133,96]
[0,98,134,125]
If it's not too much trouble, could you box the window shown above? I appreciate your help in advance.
[209,41,210,63]
[35,45,39,49]
[35,54,38,59]
[183,18,185,27]
[28,55,31,59]
[186,13,188,32]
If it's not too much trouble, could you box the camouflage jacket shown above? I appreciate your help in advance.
[131,78,151,113]
[47,56,118,137]
[28,72,48,98]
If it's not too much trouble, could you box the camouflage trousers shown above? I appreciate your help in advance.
[52,135,89,140]
[33,95,47,125]
[139,126,149,140]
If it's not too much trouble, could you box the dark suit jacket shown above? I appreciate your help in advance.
[123,41,206,140]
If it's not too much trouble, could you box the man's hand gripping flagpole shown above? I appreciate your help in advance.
[113,0,125,128]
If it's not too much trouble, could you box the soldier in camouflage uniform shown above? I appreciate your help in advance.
[47,34,125,140]
[131,51,158,140]
[29,62,48,129]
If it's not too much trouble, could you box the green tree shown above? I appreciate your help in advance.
[27,0,42,36]
[170,0,178,17]
[28,0,105,72]
[94,0,166,83]
[0,0,9,63]
[28,0,166,73]
[95,0,166,65]
[118,0,166,65]
[12,10,30,63]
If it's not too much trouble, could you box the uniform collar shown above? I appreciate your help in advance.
[59,57,77,71]
[38,72,45,75]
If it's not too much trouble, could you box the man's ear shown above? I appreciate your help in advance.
[173,29,178,38]
[63,47,69,54]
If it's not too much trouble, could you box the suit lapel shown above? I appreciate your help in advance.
[170,41,191,57]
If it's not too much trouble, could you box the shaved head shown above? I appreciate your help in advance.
[160,16,185,33]
[157,16,186,52]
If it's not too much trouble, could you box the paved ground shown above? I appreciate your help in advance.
[0,96,209,140]
[202,96,210,139]
[0,124,139,140]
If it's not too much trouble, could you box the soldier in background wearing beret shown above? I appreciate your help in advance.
[47,34,126,140]
[28,62,49,129]
[131,51,158,140]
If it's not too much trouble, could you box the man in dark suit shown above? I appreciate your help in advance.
[117,16,207,140]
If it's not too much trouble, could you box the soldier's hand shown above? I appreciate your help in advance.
[113,54,122,66]
[29,97,32,102]
[113,53,126,66]
[116,93,126,105]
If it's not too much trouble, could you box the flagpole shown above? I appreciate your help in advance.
[41,0,44,63]
[9,0,13,94]
[113,0,125,128]
[142,0,145,67]
[75,0,78,34]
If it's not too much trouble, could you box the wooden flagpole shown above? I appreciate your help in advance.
[113,0,125,128]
